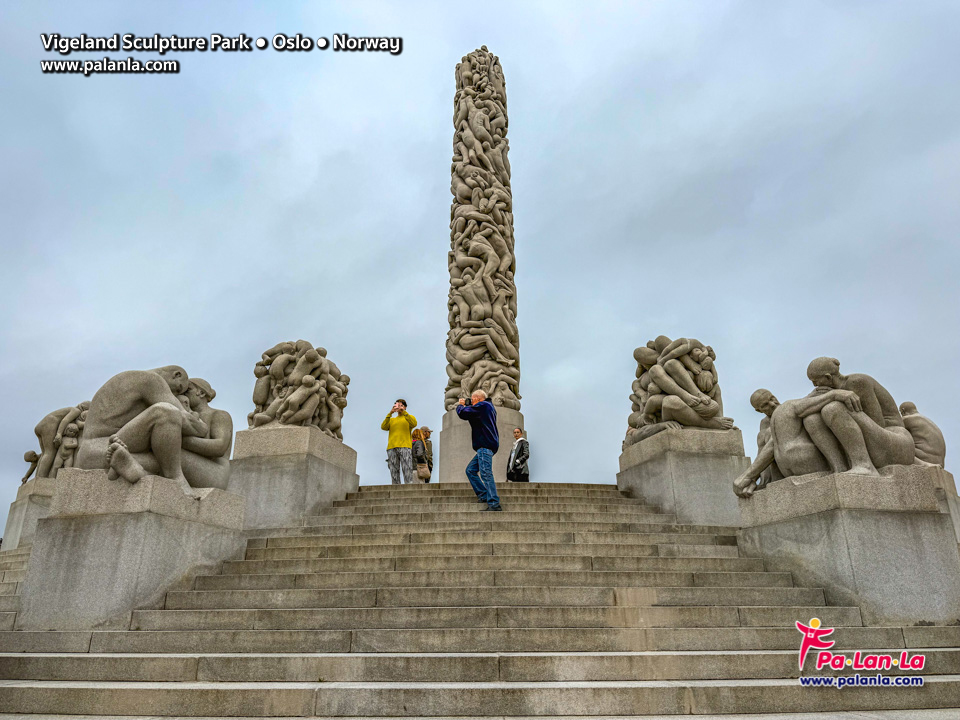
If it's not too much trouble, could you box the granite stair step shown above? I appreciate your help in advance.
[0,596,21,613]
[1,676,958,716]
[2,648,956,682]
[164,585,824,611]
[323,502,664,516]
[249,520,739,537]
[0,582,19,596]
[244,541,738,560]
[0,625,910,653]
[223,551,751,575]
[199,567,782,591]
[129,604,861,631]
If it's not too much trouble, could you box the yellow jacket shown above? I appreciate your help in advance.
[381,411,417,449]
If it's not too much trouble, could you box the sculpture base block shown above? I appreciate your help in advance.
[617,428,749,528]
[228,426,359,529]
[16,469,245,631]
[2,477,58,550]
[437,407,523,485]
[738,465,960,626]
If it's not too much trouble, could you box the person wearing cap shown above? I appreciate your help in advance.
[381,398,418,484]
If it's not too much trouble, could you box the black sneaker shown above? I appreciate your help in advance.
[482,505,502,511]
[477,498,487,504]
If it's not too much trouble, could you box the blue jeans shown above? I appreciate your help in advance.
[465,448,500,508]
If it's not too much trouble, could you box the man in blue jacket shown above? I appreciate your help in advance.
[456,390,502,511]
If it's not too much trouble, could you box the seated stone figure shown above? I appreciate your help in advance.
[900,401,947,468]
[76,366,210,487]
[802,357,915,476]
[179,378,233,489]
[733,386,864,497]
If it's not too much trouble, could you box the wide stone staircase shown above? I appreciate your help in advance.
[1,481,959,716]
[0,544,29,630]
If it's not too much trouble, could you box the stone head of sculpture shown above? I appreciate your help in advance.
[254,363,269,378]
[750,389,780,417]
[301,375,317,388]
[340,375,350,387]
[633,346,658,371]
[78,400,91,411]
[899,401,918,417]
[186,378,216,410]
[24,450,39,462]
[63,423,79,438]
[152,366,190,395]
[653,336,672,353]
[806,357,842,389]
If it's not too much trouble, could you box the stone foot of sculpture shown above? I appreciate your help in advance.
[843,463,881,477]
[105,436,148,484]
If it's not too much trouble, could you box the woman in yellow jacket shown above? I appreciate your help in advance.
[381,399,417,484]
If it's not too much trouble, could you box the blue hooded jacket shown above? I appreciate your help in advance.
[455,400,499,453]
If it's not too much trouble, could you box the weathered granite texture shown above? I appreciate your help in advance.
[901,401,947,468]
[16,469,245,630]
[438,406,523,485]
[248,340,349,440]
[735,358,920,498]
[28,402,90,479]
[618,428,748,527]
[738,465,960,626]
[444,47,521,413]
[2,476,58,550]
[624,337,734,449]
[76,366,232,490]
[229,426,359,529]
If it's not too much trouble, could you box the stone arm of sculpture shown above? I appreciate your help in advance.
[733,439,777,498]
[138,377,209,439]
[657,338,704,366]
[21,452,39,483]
[54,406,83,446]
[794,388,862,418]
[182,411,233,459]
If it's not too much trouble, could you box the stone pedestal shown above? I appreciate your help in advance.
[16,469,245,631]
[437,407,523,484]
[2,476,58,550]
[617,428,749,527]
[228,425,359,529]
[738,465,960,626]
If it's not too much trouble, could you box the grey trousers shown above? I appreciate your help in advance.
[387,447,416,484]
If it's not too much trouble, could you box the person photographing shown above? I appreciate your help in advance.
[381,399,417,484]
[456,390,501,510]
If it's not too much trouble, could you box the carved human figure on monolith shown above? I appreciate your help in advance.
[76,366,210,487]
[624,336,733,446]
[246,340,349,440]
[900,401,947,468]
[51,423,81,474]
[444,46,521,411]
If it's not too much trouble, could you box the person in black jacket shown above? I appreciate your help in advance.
[506,427,529,482]
[456,390,501,510]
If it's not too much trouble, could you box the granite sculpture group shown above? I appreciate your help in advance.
[624,335,734,448]
[18,340,351,495]
[733,357,947,498]
[248,339,350,439]
[444,46,521,413]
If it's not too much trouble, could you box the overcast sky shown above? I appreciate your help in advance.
[2,1,958,533]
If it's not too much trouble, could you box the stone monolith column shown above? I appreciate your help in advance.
[438,46,524,484]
